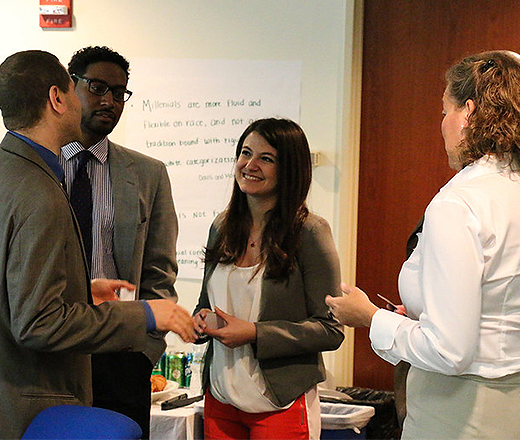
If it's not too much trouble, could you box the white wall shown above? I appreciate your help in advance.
[1,0,360,386]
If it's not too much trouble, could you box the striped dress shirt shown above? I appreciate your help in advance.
[60,138,118,280]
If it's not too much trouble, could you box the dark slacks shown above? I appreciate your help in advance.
[92,352,153,439]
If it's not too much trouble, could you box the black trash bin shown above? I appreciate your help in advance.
[322,387,400,440]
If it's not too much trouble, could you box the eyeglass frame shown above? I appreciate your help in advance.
[70,73,133,102]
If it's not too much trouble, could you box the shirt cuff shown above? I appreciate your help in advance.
[140,300,157,333]
[369,308,406,350]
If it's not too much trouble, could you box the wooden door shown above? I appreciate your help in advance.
[355,0,520,390]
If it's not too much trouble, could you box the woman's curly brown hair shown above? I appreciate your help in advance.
[446,50,520,170]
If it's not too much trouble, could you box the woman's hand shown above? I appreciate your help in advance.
[204,307,257,349]
[91,279,135,306]
[394,304,408,316]
[193,308,213,335]
[325,283,379,327]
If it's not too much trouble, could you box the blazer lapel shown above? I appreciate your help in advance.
[2,133,92,285]
[109,142,139,281]
[2,133,76,228]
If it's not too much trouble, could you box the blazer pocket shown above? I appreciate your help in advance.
[137,217,148,235]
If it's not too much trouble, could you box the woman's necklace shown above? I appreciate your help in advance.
[249,233,262,248]
[248,214,267,249]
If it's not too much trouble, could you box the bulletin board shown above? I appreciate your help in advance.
[125,59,301,279]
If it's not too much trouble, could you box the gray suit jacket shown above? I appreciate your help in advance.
[108,141,178,364]
[194,212,345,407]
[0,133,151,438]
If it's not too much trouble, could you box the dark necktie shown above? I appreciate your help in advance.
[70,150,93,270]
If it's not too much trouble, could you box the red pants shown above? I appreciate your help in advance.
[204,390,310,439]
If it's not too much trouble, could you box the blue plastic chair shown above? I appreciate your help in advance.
[22,405,142,439]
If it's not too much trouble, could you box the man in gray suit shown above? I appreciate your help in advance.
[62,46,179,438]
[0,50,195,439]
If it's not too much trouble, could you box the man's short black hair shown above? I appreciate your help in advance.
[68,46,130,79]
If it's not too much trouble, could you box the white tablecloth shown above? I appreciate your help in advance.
[150,397,375,440]
[150,399,204,440]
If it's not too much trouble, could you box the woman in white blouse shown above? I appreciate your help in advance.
[193,118,344,439]
[327,50,520,439]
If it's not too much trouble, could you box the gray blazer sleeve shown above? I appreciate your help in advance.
[110,142,178,302]
[110,143,179,363]
[137,162,178,301]
[255,214,344,359]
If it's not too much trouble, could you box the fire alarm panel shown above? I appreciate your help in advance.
[39,0,72,28]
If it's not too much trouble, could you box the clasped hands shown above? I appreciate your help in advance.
[194,307,257,348]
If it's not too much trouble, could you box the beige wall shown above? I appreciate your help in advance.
[0,0,361,387]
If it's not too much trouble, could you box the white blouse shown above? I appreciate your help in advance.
[207,263,291,412]
[370,155,520,378]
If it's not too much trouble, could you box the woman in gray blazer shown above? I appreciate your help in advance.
[193,118,344,439]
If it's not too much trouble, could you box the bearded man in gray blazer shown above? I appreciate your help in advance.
[61,46,179,438]
[0,50,195,439]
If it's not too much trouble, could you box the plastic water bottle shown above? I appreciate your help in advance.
[189,343,206,395]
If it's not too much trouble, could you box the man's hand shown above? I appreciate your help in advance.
[325,283,379,328]
[148,299,197,343]
[91,278,135,306]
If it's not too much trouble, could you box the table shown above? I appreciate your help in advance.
[150,398,375,440]
[150,399,204,440]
